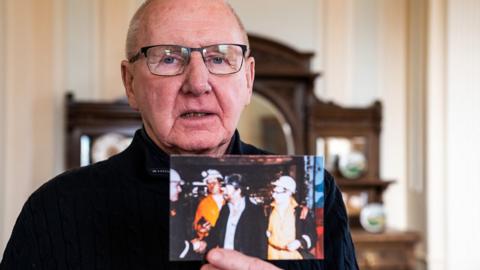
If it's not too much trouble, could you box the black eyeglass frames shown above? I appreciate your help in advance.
[128,44,248,76]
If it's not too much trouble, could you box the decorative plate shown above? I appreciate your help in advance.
[360,203,386,233]
[338,151,367,179]
[91,133,132,163]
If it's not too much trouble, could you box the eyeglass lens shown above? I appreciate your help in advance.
[145,44,245,76]
[272,187,288,194]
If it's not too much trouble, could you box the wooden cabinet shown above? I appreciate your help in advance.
[353,229,420,270]
[305,96,420,270]
[65,95,141,169]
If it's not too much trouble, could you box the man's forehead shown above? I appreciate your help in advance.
[139,0,243,46]
[146,0,230,16]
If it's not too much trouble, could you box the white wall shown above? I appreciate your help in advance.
[376,0,409,230]
[66,0,101,99]
[0,0,66,254]
[445,0,480,268]
[66,0,142,100]
[427,0,480,269]
[230,0,318,51]
[229,0,327,98]
[426,0,447,267]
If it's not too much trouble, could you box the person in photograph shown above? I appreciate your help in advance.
[205,174,267,258]
[1,0,358,269]
[193,169,225,238]
[170,169,205,260]
[267,176,317,260]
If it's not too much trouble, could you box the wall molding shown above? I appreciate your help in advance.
[406,0,428,263]
[426,0,447,268]
[52,0,66,175]
[0,0,7,255]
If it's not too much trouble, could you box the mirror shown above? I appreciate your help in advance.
[237,93,294,154]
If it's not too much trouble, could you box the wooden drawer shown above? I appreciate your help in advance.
[352,229,420,270]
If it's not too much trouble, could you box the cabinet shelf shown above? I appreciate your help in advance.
[336,179,395,191]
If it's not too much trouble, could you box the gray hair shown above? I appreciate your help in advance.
[125,0,249,60]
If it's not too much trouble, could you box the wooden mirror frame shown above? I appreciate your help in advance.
[249,34,319,155]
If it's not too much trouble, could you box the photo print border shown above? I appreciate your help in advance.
[169,155,324,261]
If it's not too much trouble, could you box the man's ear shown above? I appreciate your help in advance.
[244,56,255,105]
[121,60,138,110]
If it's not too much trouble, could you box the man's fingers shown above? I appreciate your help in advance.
[200,264,221,270]
[205,248,281,270]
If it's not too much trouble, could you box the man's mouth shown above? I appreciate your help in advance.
[180,112,214,118]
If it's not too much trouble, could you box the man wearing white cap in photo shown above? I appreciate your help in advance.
[267,176,317,260]
[194,169,225,236]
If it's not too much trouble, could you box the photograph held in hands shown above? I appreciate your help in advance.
[169,155,325,261]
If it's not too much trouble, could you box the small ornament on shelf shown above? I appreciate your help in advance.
[360,203,386,233]
[338,151,367,180]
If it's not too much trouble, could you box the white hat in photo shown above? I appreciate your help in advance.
[201,169,223,184]
[272,176,296,193]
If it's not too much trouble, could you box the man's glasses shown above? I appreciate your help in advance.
[128,44,248,76]
[271,187,288,195]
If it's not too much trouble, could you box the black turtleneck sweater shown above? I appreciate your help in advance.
[0,129,358,270]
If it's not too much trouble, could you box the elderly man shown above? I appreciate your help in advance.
[0,0,358,270]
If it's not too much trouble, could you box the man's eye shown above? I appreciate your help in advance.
[206,55,227,65]
[162,56,177,64]
[211,57,225,64]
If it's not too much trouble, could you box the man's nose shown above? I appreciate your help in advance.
[181,53,212,96]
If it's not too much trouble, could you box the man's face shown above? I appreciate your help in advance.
[272,186,292,205]
[223,184,240,201]
[206,178,221,194]
[170,181,182,202]
[122,0,254,155]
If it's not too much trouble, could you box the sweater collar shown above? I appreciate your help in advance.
[140,128,170,177]
[138,127,242,177]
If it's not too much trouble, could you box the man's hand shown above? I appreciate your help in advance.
[286,240,301,251]
[191,239,207,253]
[201,248,281,270]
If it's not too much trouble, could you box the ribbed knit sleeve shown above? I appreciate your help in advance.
[1,197,43,269]
[323,171,359,269]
